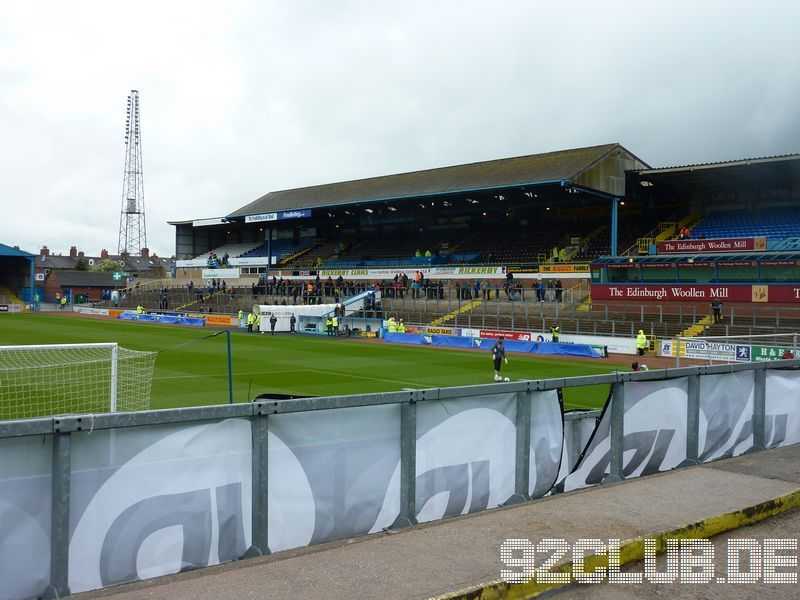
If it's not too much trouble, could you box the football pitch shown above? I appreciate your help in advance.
[0,313,627,418]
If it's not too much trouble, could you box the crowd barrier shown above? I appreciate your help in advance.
[1,360,799,599]
[383,331,602,358]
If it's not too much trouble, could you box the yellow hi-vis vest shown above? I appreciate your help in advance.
[636,332,648,349]
[387,319,397,333]
[331,316,339,327]
[247,313,255,325]
[397,322,406,333]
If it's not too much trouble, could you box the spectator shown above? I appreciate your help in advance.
[636,330,648,356]
[270,313,278,335]
[711,297,723,323]
[632,361,649,371]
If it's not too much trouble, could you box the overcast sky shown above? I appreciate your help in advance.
[1,0,798,258]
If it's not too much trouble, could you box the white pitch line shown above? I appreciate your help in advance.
[563,402,599,410]
[307,368,427,388]
[153,369,310,380]
[154,368,426,388]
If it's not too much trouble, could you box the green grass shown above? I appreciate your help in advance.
[0,313,627,418]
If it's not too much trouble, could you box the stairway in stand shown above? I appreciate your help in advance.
[429,299,483,326]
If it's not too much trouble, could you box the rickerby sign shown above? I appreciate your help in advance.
[591,284,800,303]
[657,237,766,254]
[317,266,506,279]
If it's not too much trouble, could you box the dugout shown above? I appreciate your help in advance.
[0,243,36,308]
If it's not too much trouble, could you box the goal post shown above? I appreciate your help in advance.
[0,342,157,421]
[671,333,799,366]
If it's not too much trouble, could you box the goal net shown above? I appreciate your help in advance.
[0,343,157,421]
[668,333,800,366]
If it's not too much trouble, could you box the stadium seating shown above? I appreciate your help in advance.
[325,230,464,266]
[204,242,262,260]
[691,206,800,240]
[240,239,306,260]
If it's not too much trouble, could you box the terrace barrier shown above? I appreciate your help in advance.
[1,359,800,599]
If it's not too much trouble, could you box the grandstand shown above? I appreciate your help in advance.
[106,147,794,357]
[691,206,800,241]
[0,244,36,309]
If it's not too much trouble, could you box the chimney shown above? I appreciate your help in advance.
[100,249,109,259]
[40,246,50,257]
[78,251,85,258]
[141,247,150,258]
[69,246,78,258]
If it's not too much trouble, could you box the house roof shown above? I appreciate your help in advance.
[227,143,641,218]
[35,254,176,272]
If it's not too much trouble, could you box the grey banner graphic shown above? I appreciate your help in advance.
[0,436,52,600]
[3,371,799,600]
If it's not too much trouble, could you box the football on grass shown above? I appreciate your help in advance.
[504,377,510,382]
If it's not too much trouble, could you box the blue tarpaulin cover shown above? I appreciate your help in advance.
[118,312,206,327]
[431,335,473,348]
[382,332,427,344]
[384,331,601,358]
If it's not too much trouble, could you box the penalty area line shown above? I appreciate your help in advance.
[307,368,427,388]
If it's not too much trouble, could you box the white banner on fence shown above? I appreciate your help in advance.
[766,370,800,448]
[383,393,518,524]
[698,372,754,461]
[0,436,52,600]
[268,404,401,552]
[559,378,689,492]
[74,307,110,316]
[68,419,252,594]
[530,390,564,498]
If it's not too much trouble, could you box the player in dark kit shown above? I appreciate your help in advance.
[492,337,508,382]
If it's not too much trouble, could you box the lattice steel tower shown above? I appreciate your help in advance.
[117,89,147,256]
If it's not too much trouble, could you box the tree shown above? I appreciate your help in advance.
[75,258,89,271]
[91,259,125,272]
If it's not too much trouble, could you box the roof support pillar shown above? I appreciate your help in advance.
[610,197,621,256]
[29,257,35,305]
[265,227,272,280]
